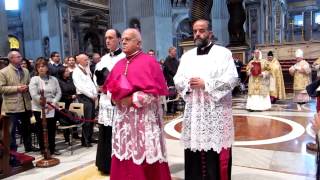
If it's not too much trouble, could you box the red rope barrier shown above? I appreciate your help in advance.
[47,102,97,123]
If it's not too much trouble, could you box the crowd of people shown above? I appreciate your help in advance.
[1,17,320,179]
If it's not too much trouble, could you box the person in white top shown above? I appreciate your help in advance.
[72,53,98,147]
[94,29,125,174]
[174,19,238,180]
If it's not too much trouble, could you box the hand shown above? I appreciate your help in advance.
[118,96,132,107]
[40,96,46,107]
[47,103,55,111]
[91,96,97,102]
[71,95,77,99]
[312,113,320,133]
[189,77,205,89]
[17,85,28,93]
[97,87,102,93]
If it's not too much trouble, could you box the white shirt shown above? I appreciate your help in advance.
[94,51,125,126]
[174,44,238,153]
[72,64,97,99]
[93,51,125,87]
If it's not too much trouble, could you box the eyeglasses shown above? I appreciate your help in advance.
[122,38,136,42]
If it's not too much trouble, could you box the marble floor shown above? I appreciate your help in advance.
[4,95,318,180]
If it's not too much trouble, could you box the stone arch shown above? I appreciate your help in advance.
[173,14,189,34]
[78,9,108,20]
[83,31,101,56]
[173,15,192,57]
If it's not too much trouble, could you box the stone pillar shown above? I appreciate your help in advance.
[154,0,173,59]
[304,11,312,41]
[110,0,173,59]
[226,0,246,46]
[211,0,229,46]
[0,0,9,56]
[21,0,42,59]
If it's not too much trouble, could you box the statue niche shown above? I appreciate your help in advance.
[227,0,246,46]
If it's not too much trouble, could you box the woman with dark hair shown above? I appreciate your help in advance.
[22,57,34,76]
[29,57,62,155]
[57,67,80,142]
[66,56,76,73]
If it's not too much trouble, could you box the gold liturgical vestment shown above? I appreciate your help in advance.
[289,60,311,91]
[269,58,286,99]
[246,59,271,96]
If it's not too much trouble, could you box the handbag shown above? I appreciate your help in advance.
[306,79,320,97]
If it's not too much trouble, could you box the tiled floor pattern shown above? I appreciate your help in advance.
[5,95,319,180]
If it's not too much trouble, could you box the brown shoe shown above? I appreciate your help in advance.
[306,142,317,152]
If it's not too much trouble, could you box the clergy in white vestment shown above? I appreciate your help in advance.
[245,49,272,111]
[289,49,311,104]
[93,29,125,174]
[174,19,238,180]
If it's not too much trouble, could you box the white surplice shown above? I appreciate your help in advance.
[94,52,125,126]
[174,45,239,153]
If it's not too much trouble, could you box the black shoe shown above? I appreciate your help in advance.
[51,150,62,155]
[81,142,93,147]
[90,139,98,144]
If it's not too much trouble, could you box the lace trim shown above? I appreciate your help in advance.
[181,92,234,153]
[97,94,116,126]
[111,98,168,165]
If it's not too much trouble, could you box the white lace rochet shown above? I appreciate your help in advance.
[112,92,168,165]
[174,45,239,153]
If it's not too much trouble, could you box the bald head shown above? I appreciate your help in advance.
[124,28,142,41]
[193,19,210,30]
[121,28,142,55]
[76,53,89,67]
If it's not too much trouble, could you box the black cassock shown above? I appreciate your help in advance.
[95,67,112,174]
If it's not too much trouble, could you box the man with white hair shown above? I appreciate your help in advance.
[103,28,171,180]
[246,49,272,111]
[289,49,311,104]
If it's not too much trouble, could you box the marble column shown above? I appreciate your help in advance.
[154,0,173,59]
[0,0,9,56]
[21,0,42,59]
[211,0,229,46]
[304,11,312,41]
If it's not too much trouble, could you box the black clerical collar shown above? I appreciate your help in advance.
[197,42,214,55]
[110,48,122,57]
